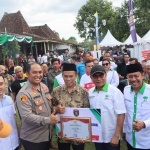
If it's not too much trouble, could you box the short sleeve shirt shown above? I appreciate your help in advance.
[88,83,126,143]
[11,78,27,95]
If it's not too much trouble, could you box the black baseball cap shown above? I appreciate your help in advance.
[90,65,106,76]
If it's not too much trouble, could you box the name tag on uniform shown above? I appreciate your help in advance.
[33,95,41,99]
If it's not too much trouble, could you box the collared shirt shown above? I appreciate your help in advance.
[99,61,117,70]
[51,84,89,144]
[76,62,86,79]
[0,95,19,150]
[123,82,150,149]
[106,70,119,87]
[16,80,52,143]
[53,73,80,89]
[88,83,126,143]
[80,73,95,90]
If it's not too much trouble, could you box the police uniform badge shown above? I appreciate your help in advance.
[73,109,79,117]
[20,96,27,103]
[38,106,43,111]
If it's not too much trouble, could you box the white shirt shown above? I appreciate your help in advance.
[0,95,19,150]
[126,62,130,65]
[80,73,95,90]
[88,83,126,143]
[42,55,48,63]
[58,55,63,61]
[55,73,64,86]
[123,83,150,149]
[99,61,117,70]
[106,70,119,87]
[37,56,42,64]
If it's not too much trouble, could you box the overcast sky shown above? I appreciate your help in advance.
[0,0,125,42]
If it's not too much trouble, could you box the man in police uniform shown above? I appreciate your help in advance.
[123,63,150,150]
[88,65,126,150]
[16,63,58,150]
[51,63,89,150]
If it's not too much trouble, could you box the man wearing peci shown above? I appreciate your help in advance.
[123,63,150,150]
[51,63,89,150]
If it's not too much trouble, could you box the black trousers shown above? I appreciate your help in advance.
[20,139,50,150]
[58,142,84,150]
[127,142,150,150]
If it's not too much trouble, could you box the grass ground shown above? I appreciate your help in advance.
[16,113,127,150]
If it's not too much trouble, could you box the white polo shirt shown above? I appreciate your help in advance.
[99,61,117,70]
[88,83,126,143]
[123,83,150,149]
[106,70,119,87]
[80,73,95,90]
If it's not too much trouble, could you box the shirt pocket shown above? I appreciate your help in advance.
[46,94,53,106]
[34,99,46,115]
[125,98,133,109]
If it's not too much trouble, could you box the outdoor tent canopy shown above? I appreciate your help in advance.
[0,33,33,45]
[100,30,123,47]
[123,33,141,45]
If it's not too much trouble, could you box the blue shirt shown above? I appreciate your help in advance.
[76,62,86,79]
[0,95,14,108]
[0,95,19,150]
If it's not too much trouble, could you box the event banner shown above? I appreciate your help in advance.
[56,108,102,143]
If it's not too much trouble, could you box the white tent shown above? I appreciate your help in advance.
[135,30,150,44]
[142,30,150,40]
[123,33,141,45]
[132,30,150,62]
[100,30,123,47]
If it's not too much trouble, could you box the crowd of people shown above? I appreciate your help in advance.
[0,48,150,150]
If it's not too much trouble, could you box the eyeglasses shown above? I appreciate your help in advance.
[93,73,105,79]
[102,63,109,66]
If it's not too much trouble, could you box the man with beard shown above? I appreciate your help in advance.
[11,66,27,101]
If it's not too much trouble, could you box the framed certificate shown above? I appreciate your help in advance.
[60,116,92,142]
[56,108,102,143]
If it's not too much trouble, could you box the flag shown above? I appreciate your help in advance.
[128,0,137,43]
[94,12,100,49]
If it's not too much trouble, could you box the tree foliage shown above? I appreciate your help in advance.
[74,0,150,42]
[67,37,78,44]
[79,39,95,51]
[74,0,118,40]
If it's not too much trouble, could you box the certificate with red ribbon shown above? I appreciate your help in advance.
[60,117,92,142]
